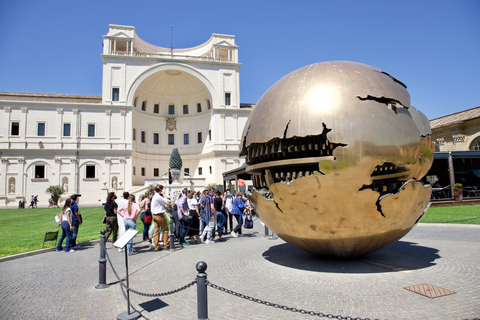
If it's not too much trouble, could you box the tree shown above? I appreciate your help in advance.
[45,185,65,207]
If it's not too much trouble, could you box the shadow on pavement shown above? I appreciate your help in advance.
[138,298,169,312]
[262,240,440,273]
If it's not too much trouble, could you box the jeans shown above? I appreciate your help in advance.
[124,219,137,251]
[216,211,226,238]
[141,213,150,241]
[56,221,72,252]
[70,220,79,248]
[201,216,216,241]
[233,215,243,234]
[179,217,189,244]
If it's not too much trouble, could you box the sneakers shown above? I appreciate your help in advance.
[231,231,238,238]
[181,242,189,246]
[205,239,215,244]
[66,249,75,253]
[118,248,125,252]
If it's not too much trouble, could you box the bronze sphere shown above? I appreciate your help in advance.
[241,61,434,258]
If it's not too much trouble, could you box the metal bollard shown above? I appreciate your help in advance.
[169,216,175,251]
[196,261,208,320]
[264,224,269,237]
[95,229,109,289]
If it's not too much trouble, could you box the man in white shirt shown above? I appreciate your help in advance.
[151,185,170,250]
[224,189,234,233]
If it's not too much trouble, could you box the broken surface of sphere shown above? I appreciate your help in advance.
[242,61,434,258]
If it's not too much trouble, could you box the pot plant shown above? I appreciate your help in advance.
[453,183,463,201]
[46,185,65,207]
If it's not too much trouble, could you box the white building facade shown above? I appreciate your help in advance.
[0,24,252,207]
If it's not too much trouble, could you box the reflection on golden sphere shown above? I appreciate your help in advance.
[242,61,434,258]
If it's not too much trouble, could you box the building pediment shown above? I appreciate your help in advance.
[214,40,235,47]
[106,31,133,39]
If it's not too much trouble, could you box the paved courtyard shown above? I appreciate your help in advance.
[0,221,479,320]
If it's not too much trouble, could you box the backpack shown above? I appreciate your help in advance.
[55,212,63,226]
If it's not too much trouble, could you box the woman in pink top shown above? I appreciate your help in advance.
[120,194,141,255]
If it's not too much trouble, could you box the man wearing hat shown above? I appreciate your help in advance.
[70,195,82,250]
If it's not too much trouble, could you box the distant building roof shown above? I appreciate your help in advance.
[0,92,102,104]
[430,106,480,129]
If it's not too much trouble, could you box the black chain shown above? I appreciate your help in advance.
[105,248,197,297]
[207,281,374,320]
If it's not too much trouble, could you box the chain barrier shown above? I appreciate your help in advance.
[206,281,374,320]
[105,248,197,297]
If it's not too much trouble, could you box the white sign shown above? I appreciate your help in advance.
[113,229,139,249]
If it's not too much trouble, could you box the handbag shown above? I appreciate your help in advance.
[244,215,253,229]
[144,212,152,224]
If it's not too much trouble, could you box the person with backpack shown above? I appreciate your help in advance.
[119,194,140,255]
[69,195,82,250]
[140,194,151,242]
[104,192,119,244]
[56,198,75,252]
[231,192,246,238]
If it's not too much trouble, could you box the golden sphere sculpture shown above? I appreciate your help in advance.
[241,61,434,258]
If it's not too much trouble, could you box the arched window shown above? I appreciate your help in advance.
[470,136,480,150]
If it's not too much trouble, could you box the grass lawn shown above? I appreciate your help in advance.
[0,206,145,258]
[421,205,480,224]
[0,205,478,258]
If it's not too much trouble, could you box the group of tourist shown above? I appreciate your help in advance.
[100,185,254,255]
[55,195,81,253]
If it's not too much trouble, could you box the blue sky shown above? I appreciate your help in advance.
[0,0,478,120]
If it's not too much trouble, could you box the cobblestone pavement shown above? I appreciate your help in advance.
[0,221,479,320]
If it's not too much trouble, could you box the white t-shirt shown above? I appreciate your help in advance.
[187,198,198,211]
[62,207,71,222]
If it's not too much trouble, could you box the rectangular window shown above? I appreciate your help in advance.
[209,166,212,174]
[153,133,159,145]
[63,123,71,137]
[11,122,19,136]
[154,104,159,114]
[185,168,190,176]
[207,99,211,110]
[154,168,159,177]
[208,129,211,141]
[35,165,45,179]
[225,93,231,106]
[168,134,174,145]
[86,165,95,178]
[141,167,145,176]
[133,166,136,175]
[198,167,203,175]
[168,105,175,115]
[87,124,95,137]
[197,103,202,113]
[112,88,119,101]
[141,131,146,143]
[37,122,45,136]
[184,133,189,145]
[183,105,189,114]
[142,101,146,111]
[133,128,136,141]
[197,132,202,143]
[134,97,138,108]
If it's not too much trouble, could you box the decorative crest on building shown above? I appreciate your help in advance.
[165,116,177,131]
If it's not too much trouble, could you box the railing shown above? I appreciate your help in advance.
[108,50,235,63]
